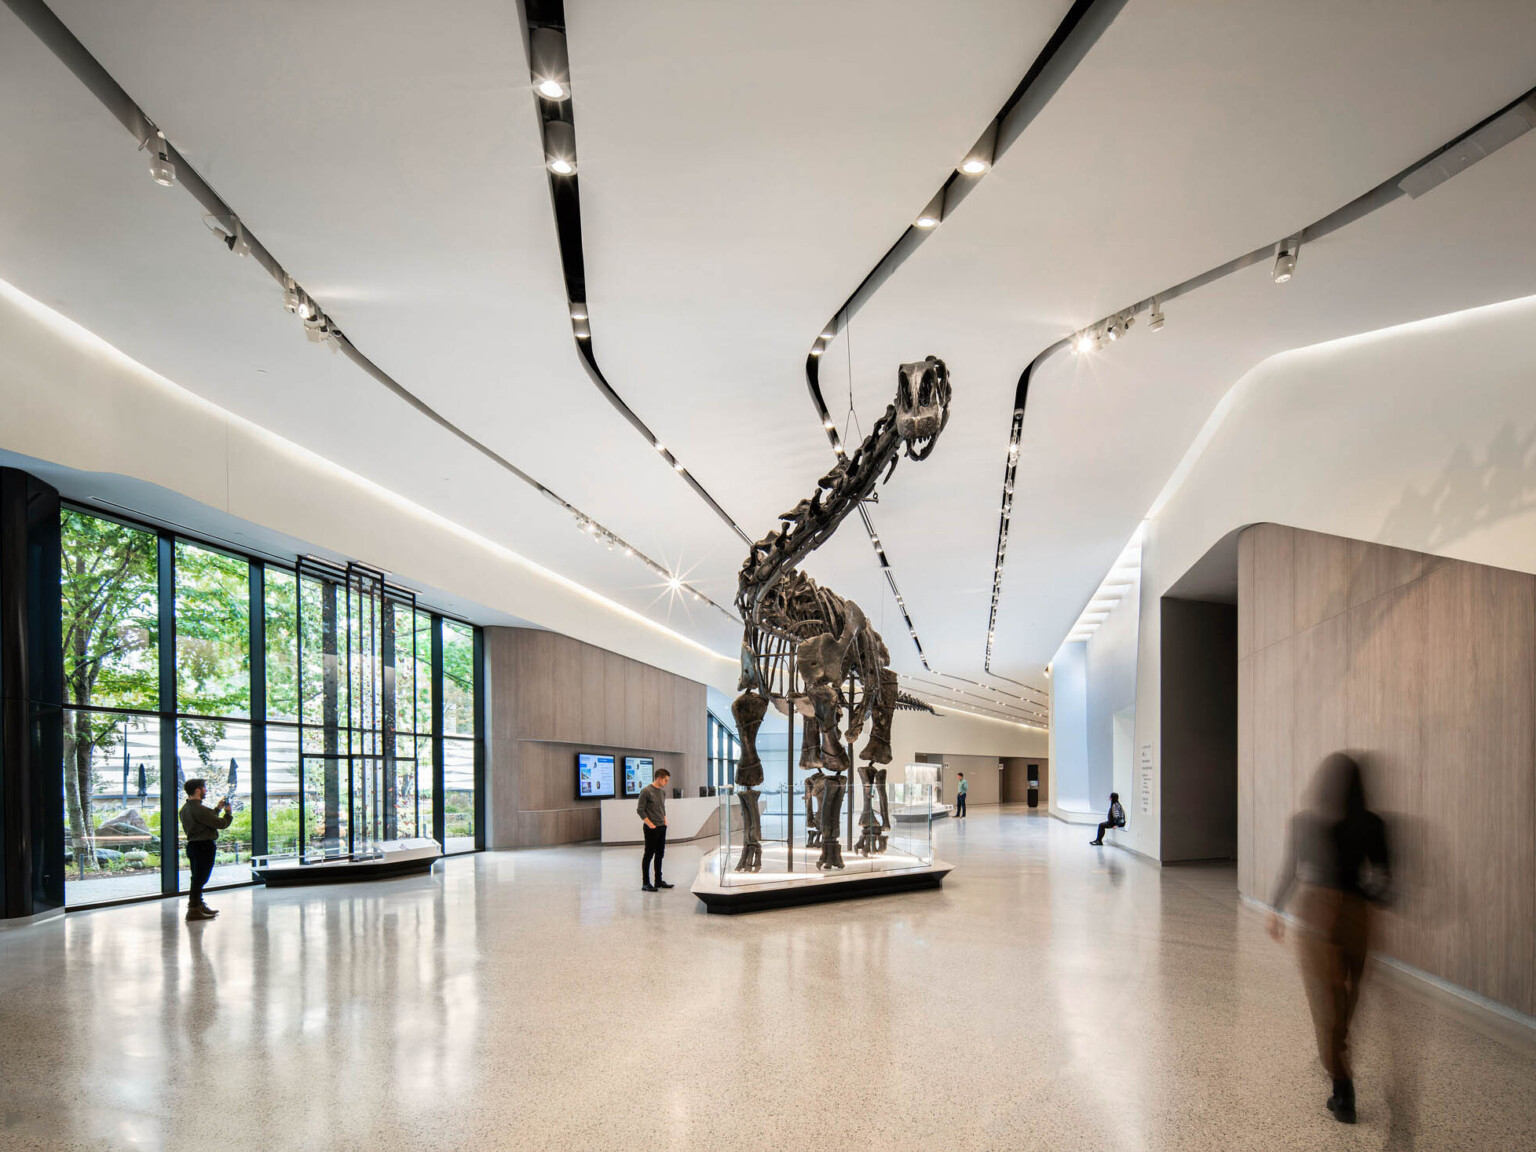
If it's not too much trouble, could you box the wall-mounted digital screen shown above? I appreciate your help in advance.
[623,756,655,798]
[576,753,615,799]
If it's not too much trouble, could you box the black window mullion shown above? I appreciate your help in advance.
[473,626,485,852]
[156,532,177,896]
[249,562,267,857]
[431,614,445,848]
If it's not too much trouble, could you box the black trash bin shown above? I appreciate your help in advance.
[1026,765,1040,808]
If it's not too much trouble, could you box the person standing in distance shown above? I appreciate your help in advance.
[179,778,232,921]
[638,767,671,891]
[955,772,968,819]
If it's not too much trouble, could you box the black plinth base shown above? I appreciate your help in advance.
[693,858,952,915]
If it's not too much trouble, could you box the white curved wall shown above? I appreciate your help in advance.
[1127,291,1536,860]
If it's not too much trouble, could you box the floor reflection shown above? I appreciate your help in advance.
[1,808,1532,1151]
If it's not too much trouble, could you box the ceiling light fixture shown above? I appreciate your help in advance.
[959,122,998,176]
[1273,238,1299,283]
[530,28,572,102]
[544,120,577,176]
[570,302,587,320]
[1074,331,1095,354]
[914,189,945,229]
[1149,297,1165,331]
[144,130,176,186]
[810,342,825,356]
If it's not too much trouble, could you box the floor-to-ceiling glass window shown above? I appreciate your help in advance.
[59,506,484,908]
[60,511,161,906]
[173,541,253,892]
[441,619,476,853]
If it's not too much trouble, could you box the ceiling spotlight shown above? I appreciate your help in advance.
[544,120,577,176]
[673,460,685,472]
[1149,298,1165,331]
[282,278,302,314]
[531,29,572,101]
[959,122,997,177]
[570,302,588,320]
[1273,239,1299,283]
[821,328,835,340]
[145,131,176,186]
[823,419,835,430]
[653,440,665,452]
[1107,319,1121,342]
[810,343,825,357]
[667,575,682,591]
[914,189,946,229]
[1074,331,1095,354]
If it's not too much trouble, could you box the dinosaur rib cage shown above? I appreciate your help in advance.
[746,574,873,719]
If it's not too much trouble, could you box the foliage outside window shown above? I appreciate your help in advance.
[60,508,483,906]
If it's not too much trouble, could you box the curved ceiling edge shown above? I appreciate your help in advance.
[5,0,738,624]
[984,82,1536,673]
[517,0,752,549]
[797,0,1124,718]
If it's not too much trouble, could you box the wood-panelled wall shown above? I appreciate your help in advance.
[485,628,707,848]
[1238,523,1536,1015]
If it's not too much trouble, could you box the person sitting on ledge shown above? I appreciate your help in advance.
[1090,792,1125,846]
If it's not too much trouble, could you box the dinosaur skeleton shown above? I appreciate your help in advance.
[730,357,951,872]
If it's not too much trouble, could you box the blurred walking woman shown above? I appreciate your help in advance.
[1269,752,1391,1125]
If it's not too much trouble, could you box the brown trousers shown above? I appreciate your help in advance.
[1296,885,1371,1080]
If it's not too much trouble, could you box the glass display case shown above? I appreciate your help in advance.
[707,763,935,888]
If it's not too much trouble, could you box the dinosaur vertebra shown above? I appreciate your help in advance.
[730,357,950,872]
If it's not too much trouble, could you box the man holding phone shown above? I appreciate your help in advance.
[179,778,233,922]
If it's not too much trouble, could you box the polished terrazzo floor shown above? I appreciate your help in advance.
[2,808,1532,1151]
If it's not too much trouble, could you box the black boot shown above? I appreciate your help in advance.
[1326,1077,1356,1124]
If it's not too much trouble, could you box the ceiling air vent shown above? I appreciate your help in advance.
[1399,95,1536,198]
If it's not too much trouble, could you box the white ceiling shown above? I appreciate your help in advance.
[3,1,1535,716]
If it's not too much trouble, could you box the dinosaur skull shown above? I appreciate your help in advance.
[895,356,951,460]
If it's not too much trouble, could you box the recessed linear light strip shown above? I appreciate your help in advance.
[902,675,1050,723]
[796,0,1125,673]
[7,0,736,624]
[925,671,1050,712]
[897,680,1047,730]
[518,1,751,548]
[983,82,1536,672]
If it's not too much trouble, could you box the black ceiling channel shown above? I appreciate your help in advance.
[10,0,737,622]
[520,0,752,547]
[808,0,1126,354]
[982,81,1536,672]
[800,0,1125,689]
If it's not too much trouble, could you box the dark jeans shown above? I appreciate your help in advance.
[186,839,216,902]
[642,823,667,885]
[955,793,967,818]
[1093,821,1123,843]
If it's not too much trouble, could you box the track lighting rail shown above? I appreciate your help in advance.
[6,0,737,622]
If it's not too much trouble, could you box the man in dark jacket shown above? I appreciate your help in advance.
[179,778,232,921]
[1090,793,1125,845]
[637,767,671,892]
